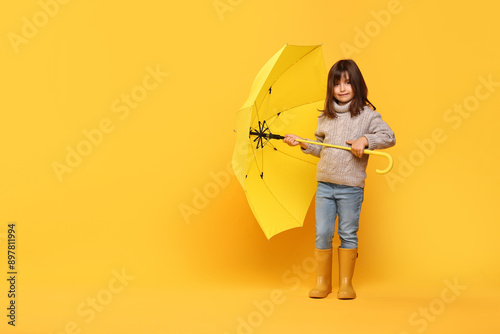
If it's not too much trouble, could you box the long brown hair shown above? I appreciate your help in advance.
[319,59,375,118]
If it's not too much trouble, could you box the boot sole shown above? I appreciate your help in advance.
[309,289,332,298]
[337,293,356,299]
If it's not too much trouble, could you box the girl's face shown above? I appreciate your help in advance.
[333,72,353,105]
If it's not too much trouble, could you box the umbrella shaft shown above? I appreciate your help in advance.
[249,130,284,140]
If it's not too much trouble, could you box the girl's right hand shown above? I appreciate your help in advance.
[283,134,303,147]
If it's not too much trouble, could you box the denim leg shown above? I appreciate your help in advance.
[315,182,336,249]
[336,185,364,249]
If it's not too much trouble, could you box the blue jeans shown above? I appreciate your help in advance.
[315,182,364,250]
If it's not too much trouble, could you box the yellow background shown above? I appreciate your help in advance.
[1,0,499,333]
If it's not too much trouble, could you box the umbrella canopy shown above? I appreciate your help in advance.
[232,44,327,239]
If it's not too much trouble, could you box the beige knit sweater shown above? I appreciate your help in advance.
[301,101,395,188]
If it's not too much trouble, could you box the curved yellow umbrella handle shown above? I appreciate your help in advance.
[296,139,394,175]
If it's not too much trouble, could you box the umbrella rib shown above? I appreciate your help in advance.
[254,45,322,113]
[248,143,316,237]
[252,87,272,128]
[263,88,272,122]
[267,45,322,93]
[250,105,260,131]
[266,141,317,166]
[248,141,312,183]
[247,139,274,179]
[248,137,262,178]
[264,99,324,132]
[247,145,304,229]
[265,99,323,123]
[258,174,303,230]
[261,144,264,178]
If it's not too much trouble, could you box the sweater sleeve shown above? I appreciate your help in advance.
[363,111,396,150]
[301,129,324,158]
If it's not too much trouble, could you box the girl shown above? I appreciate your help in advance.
[283,59,395,299]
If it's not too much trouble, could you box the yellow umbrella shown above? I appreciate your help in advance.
[232,44,327,239]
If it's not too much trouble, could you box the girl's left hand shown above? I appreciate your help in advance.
[346,137,369,158]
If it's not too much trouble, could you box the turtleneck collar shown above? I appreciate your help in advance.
[333,100,352,113]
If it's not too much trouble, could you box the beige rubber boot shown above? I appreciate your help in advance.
[309,248,332,298]
[337,247,358,299]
